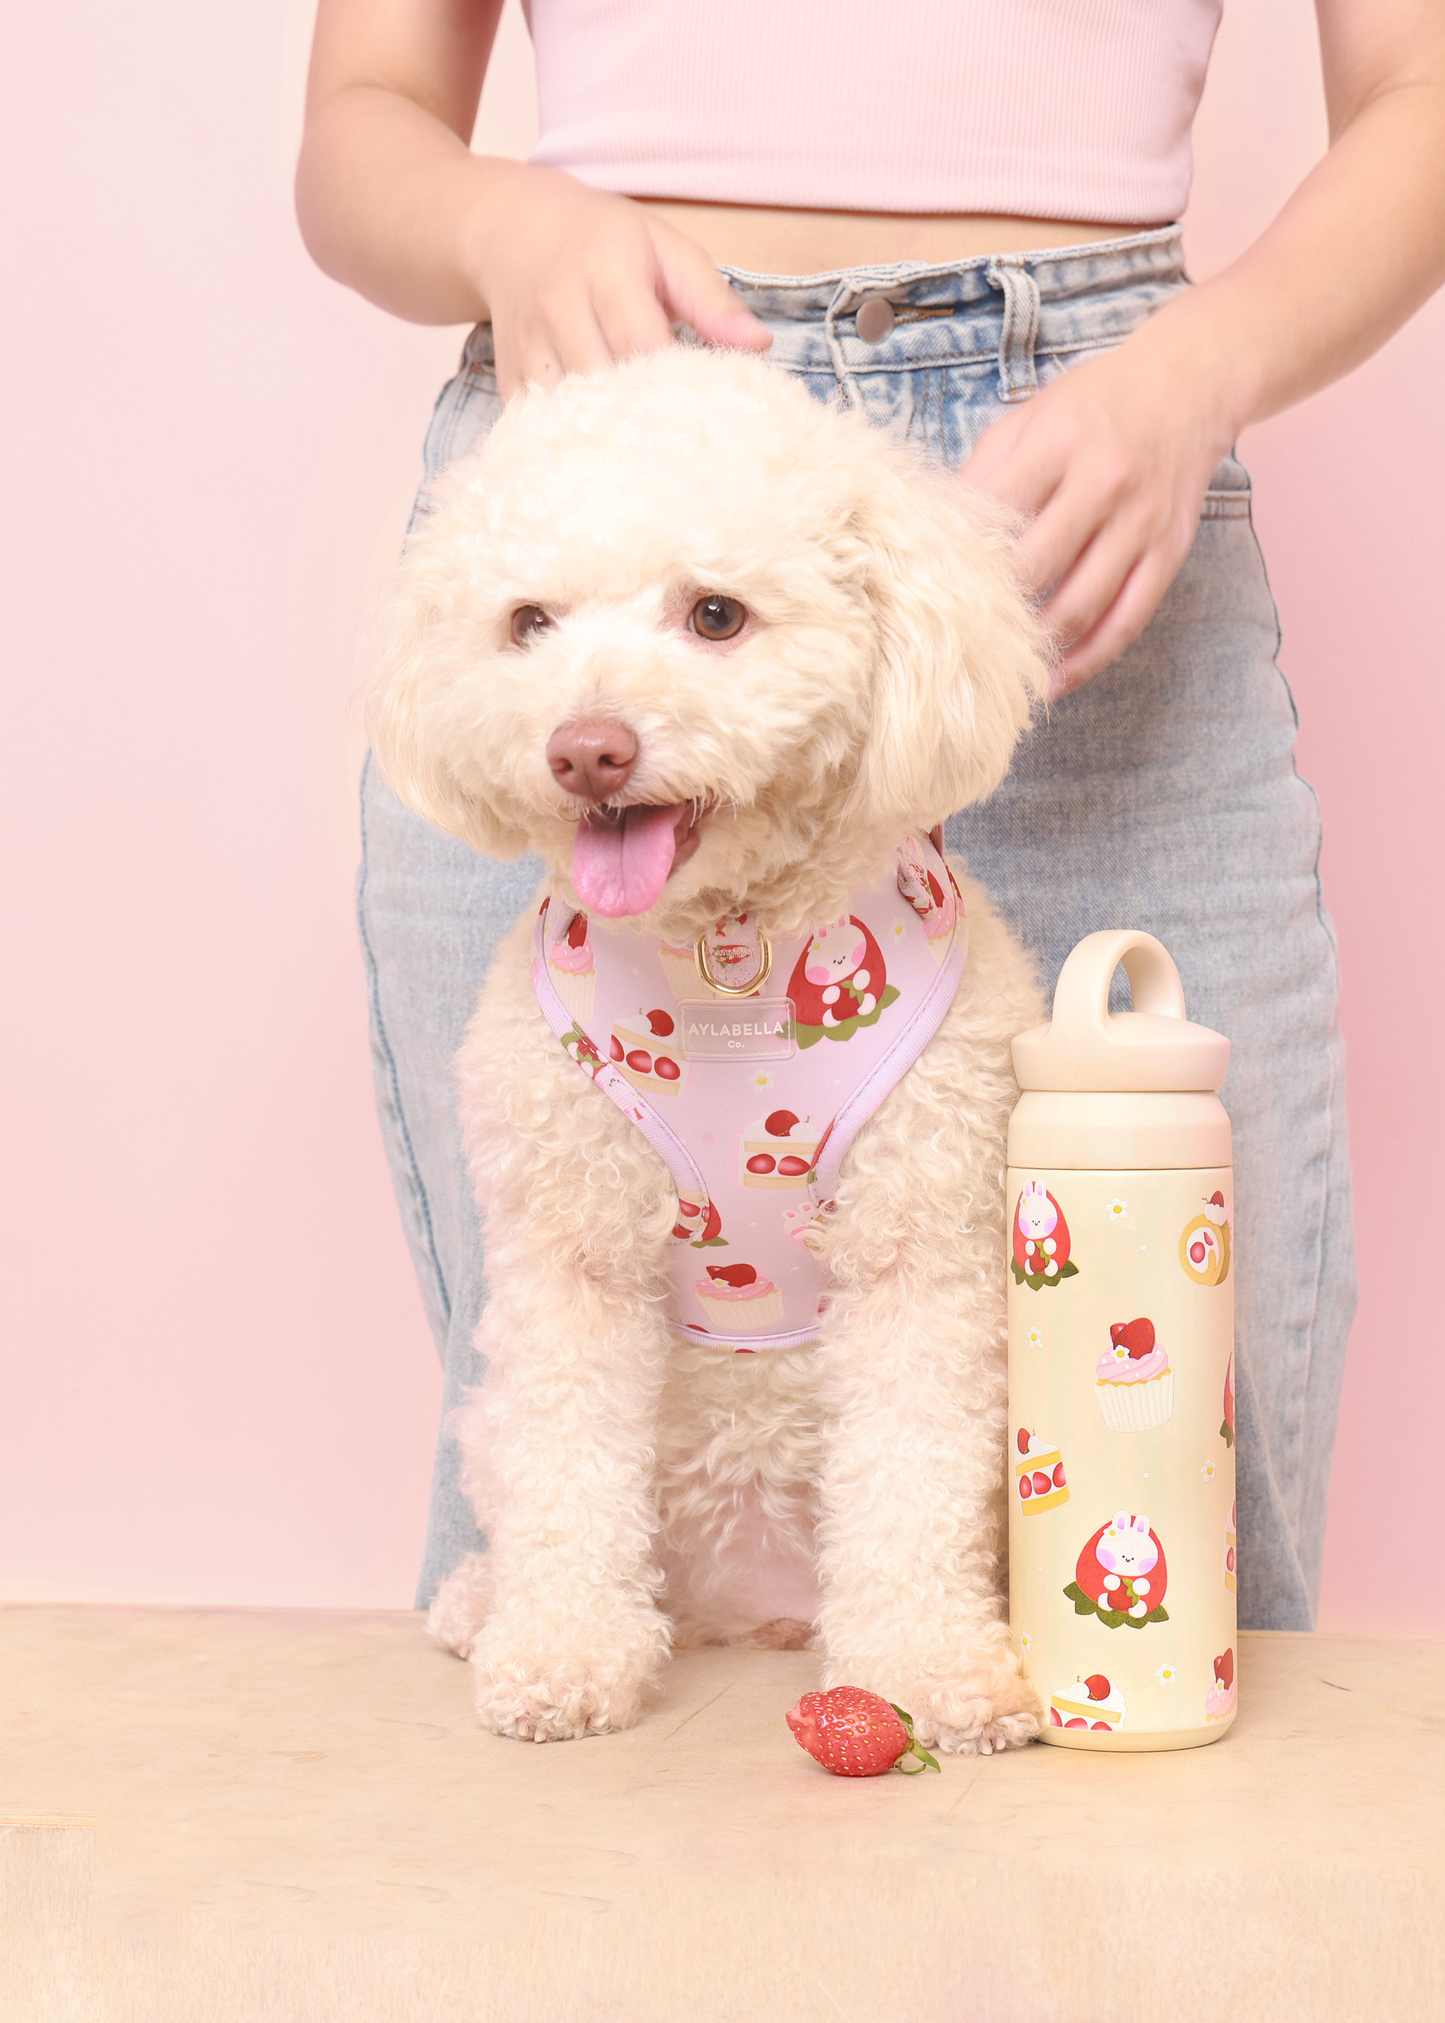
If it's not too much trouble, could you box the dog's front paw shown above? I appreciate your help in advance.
[470,1610,670,1742]
[908,1659,1042,1757]
[822,1645,1041,1757]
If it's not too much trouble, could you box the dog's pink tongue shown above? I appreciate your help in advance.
[572,805,681,917]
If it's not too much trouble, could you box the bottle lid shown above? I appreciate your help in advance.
[1012,931,1229,1094]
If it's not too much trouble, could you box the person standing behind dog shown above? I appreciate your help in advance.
[296,1,1445,1635]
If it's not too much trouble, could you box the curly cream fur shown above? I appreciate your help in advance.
[368,348,1051,1752]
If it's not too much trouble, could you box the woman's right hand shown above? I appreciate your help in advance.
[297,0,771,386]
[463,163,772,398]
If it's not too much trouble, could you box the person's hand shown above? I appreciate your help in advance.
[961,329,1237,694]
[463,165,773,398]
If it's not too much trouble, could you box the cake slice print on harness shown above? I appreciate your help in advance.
[531,831,968,1353]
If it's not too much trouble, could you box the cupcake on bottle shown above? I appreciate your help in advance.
[1095,1316,1174,1430]
[696,1262,785,1332]
[546,909,596,1021]
[1204,1648,1236,1722]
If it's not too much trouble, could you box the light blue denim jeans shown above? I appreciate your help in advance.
[359,226,1355,1632]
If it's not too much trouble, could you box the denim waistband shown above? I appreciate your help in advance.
[716,224,1187,405]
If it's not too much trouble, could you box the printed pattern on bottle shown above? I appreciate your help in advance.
[1064,1514,1170,1629]
[1011,1180,1078,1289]
[1008,1165,1236,1746]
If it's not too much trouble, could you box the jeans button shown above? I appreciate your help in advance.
[855,295,896,343]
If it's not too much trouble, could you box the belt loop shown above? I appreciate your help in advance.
[824,279,866,414]
[986,257,1041,402]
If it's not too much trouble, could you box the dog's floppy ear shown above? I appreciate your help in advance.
[364,555,531,860]
[844,444,1052,833]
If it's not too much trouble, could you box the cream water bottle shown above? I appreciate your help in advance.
[1006,930,1237,1751]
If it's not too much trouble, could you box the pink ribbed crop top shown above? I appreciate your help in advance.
[523,0,1224,226]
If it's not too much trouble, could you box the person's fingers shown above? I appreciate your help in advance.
[1036,508,1155,648]
[1006,471,1120,599]
[960,413,1060,515]
[501,331,565,401]
[590,263,677,362]
[964,396,1108,520]
[534,286,616,377]
[654,235,773,350]
[1049,548,1176,694]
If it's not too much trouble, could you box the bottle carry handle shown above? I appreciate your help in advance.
[1051,930,1187,1035]
[1011,928,1229,1093]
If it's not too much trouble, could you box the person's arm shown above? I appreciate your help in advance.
[294,0,770,394]
[963,0,1445,692]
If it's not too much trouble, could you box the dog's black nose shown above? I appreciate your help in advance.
[546,717,639,801]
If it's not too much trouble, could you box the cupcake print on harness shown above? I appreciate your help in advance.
[695,1262,785,1336]
[529,833,967,1353]
[545,907,596,1020]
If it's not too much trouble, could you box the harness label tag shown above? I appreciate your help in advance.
[678,998,796,1063]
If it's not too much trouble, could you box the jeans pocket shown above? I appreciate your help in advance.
[1202,451,1252,521]
[412,332,503,529]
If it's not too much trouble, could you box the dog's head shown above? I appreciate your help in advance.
[368,348,1049,934]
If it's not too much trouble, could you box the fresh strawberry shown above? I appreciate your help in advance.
[785,1687,941,1777]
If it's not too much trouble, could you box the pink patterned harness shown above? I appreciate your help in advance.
[530,832,967,1352]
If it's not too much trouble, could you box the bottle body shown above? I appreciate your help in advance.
[1008,1162,1237,1750]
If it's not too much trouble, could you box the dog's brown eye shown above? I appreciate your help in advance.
[689,594,746,642]
[510,604,552,646]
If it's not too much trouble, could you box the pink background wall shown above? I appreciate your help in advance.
[3,1,1440,1631]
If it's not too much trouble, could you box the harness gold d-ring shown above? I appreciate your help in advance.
[693,930,772,996]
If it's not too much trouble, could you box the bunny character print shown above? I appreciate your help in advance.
[1012,1179,1078,1289]
[1065,1513,1171,1628]
[787,914,899,1048]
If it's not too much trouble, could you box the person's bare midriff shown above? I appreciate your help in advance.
[634,201,1159,275]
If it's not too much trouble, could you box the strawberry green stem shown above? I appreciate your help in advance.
[888,1706,940,1773]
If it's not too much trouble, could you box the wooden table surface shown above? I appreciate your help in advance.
[3,1605,1441,2022]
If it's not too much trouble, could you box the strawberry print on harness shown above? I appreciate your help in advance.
[531,833,968,1354]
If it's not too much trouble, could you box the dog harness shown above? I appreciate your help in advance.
[531,831,967,1353]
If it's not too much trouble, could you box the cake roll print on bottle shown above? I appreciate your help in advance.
[1007,932,1237,1750]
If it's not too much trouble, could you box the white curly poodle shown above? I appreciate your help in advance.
[368,346,1050,1754]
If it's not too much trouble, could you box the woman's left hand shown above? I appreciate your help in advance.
[960,330,1236,695]
[962,0,1445,697]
